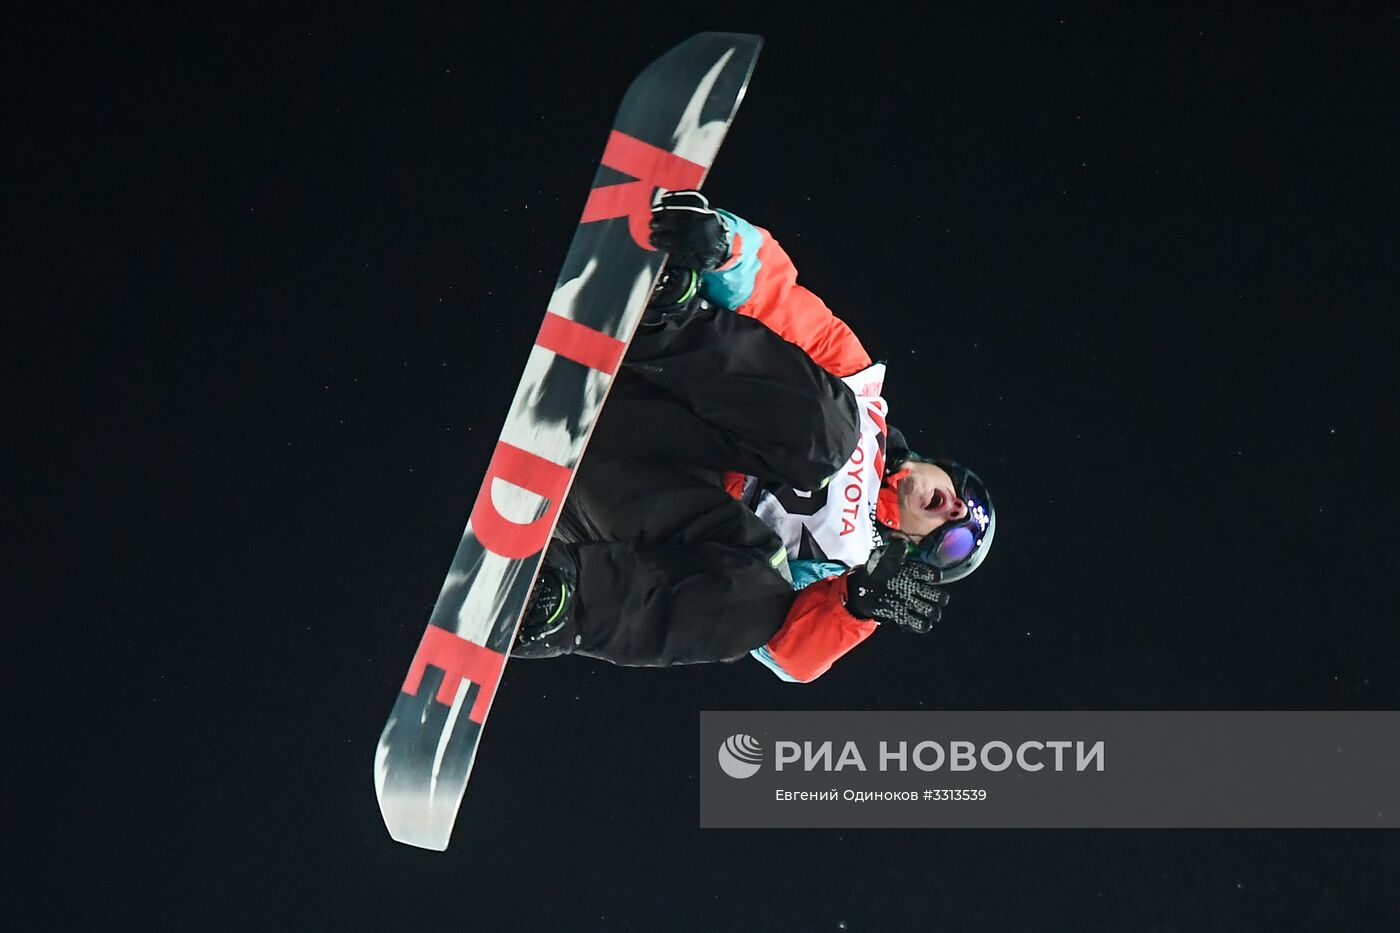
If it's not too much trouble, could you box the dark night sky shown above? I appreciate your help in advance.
[17,5,1400,930]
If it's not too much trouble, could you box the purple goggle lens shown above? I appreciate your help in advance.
[919,523,978,568]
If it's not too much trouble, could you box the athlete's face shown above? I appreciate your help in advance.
[896,461,967,541]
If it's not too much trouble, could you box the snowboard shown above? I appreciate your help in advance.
[374,33,762,851]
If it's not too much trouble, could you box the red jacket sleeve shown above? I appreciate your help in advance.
[702,210,873,378]
[762,574,878,682]
[736,233,872,378]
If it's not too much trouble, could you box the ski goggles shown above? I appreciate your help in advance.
[909,463,994,576]
[914,503,989,568]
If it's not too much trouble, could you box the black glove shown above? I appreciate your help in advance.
[844,545,950,634]
[649,189,730,270]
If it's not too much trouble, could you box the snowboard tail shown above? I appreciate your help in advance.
[374,33,762,851]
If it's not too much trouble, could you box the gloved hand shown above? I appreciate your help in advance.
[649,189,730,270]
[843,545,950,634]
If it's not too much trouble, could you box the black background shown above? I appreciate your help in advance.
[17,5,1400,930]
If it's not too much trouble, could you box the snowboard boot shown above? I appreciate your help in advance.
[511,564,578,659]
[641,265,706,326]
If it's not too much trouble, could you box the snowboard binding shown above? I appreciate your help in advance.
[513,565,577,659]
[642,265,708,325]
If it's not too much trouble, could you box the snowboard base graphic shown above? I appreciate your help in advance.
[374,33,762,851]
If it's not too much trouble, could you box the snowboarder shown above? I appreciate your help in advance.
[511,191,996,682]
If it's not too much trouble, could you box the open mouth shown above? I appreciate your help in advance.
[924,489,946,512]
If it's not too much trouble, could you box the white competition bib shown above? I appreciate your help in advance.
[753,363,889,567]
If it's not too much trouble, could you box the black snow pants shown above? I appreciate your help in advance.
[519,303,860,667]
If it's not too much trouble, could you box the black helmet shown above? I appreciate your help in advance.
[885,427,996,584]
